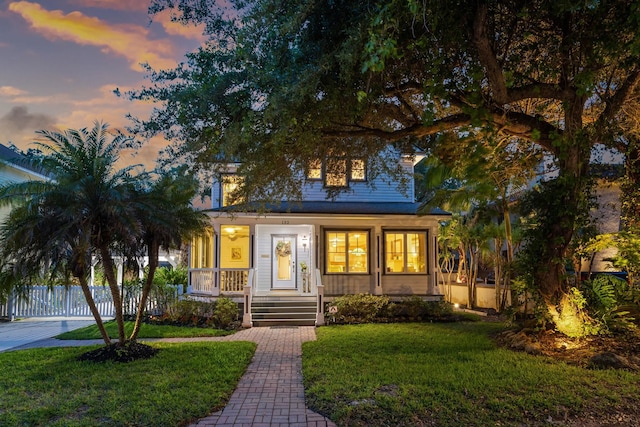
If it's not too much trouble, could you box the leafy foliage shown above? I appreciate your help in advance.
[326,294,455,324]
[161,297,240,329]
[582,274,639,333]
[0,122,208,353]
[133,0,640,307]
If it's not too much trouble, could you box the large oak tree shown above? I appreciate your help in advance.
[131,0,640,309]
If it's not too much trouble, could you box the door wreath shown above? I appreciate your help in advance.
[275,241,291,257]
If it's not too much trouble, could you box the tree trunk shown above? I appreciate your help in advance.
[77,276,111,345]
[99,246,126,344]
[131,242,159,341]
[533,90,591,304]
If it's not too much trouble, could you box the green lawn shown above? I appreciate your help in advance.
[303,323,640,427]
[57,320,234,340]
[0,342,255,427]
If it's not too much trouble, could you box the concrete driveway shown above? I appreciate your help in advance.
[0,318,96,352]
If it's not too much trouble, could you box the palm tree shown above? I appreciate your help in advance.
[129,167,209,340]
[0,122,142,345]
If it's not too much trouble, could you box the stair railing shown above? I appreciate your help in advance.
[315,268,325,326]
[241,269,255,328]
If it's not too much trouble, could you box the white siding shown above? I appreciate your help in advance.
[209,155,417,208]
[254,224,314,292]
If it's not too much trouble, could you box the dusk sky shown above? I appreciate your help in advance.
[0,0,206,167]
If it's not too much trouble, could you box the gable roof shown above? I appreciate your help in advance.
[0,144,48,178]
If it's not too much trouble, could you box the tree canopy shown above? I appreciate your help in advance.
[131,0,640,306]
[0,122,207,351]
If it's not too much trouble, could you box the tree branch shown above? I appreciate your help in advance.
[599,68,640,124]
[473,3,508,104]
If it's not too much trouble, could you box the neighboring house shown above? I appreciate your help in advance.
[0,144,50,319]
[187,153,450,326]
[0,144,49,220]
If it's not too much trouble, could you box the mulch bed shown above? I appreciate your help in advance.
[78,340,159,363]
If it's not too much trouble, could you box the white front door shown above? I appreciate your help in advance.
[272,234,297,289]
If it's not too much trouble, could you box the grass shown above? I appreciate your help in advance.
[57,320,234,340]
[0,341,256,427]
[303,323,640,426]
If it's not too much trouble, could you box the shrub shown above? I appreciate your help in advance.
[213,297,239,329]
[160,297,239,329]
[582,274,638,333]
[391,296,454,320]
[163,298,216,326]
[328,294,391,324]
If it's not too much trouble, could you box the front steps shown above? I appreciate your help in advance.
[250,296,317,327]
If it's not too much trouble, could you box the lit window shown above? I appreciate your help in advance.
[221,175,244,207]
[325,158,348,187]
[190,228,214,268]
[351,159,366,181]
[326,230,368,273]
[307,157,367,187]
[220,225,250,269]
[307,159,322,180]
[384,231,427,274]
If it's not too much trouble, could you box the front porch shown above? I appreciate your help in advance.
[188,268,326,327]
[188,268,317,298]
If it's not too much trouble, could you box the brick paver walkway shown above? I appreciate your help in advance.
[189,326,336,427]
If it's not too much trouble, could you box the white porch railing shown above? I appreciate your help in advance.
[242,269,255,328]
[315,268,325,326]
[221,269,249,293]
[189,269,217,295]
[188,268,251,295]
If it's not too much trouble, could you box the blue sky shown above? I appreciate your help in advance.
[0,0,205,166]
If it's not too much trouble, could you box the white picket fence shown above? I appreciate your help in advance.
[0,285,183,320]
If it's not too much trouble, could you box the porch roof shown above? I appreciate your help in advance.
[212,201,450,216]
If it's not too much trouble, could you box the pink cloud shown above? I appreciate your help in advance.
[9,1,178,71]
[0,86,27,97]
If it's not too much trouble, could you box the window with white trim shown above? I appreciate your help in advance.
[384,231,427,274]
[306,158,367,187]
[326,230,369,273]
[190,228,214,268]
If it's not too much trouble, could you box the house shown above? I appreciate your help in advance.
[0,144,50,319]
[0,144,50,220]
[187,152,450,327]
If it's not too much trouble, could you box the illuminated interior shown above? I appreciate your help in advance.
[221,175,244,207]
[190,228,214,268]
[385,232,426,273]
[326,231,368,273]
[220,225,250,268]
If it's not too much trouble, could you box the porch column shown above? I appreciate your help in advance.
[374,230,383,295]
[430,231,442,295]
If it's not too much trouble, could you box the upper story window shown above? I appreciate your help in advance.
[326,230,369,273]
[384,231,428,274]
[221,174,244,207]
[307,159,322,180]
[306,158,367,187]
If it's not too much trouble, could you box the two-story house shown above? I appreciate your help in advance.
[187,153,449,326]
